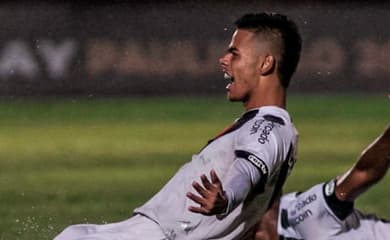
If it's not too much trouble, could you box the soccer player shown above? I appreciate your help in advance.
[250,124,390,240]
[54,12,302,240]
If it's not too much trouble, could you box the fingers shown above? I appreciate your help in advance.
[186,175,212,209]
[192,180,208,198]
[188,205,209,215]
[198,170,222,192]
[186,170,225,215]
[186,190,213,215]
[186,191,205,206]
[201,174,212,190]
[210,169,221,185]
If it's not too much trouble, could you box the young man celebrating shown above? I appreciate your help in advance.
[54,12,302,240]
[251,124,390,240]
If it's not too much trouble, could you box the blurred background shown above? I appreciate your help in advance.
[1,0,389,96]
[0,0,389,239]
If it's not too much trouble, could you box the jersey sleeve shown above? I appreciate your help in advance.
[217,157,262,218]
[217,118,283,218]
[234,117,279,179]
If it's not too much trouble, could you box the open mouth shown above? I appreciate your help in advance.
[224,73,234,91]
[224,73,234,82]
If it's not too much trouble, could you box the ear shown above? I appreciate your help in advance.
[259,55,276,76]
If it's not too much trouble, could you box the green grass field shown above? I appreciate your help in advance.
[0,94,389,239]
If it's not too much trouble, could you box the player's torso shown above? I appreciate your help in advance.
[189,108,298,239]
[137,107,298,239]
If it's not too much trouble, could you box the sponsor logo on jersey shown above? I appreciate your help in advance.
[294,194,317,211]
[250,119,265,135]
[290,209,313,227]
[257,121,276,144]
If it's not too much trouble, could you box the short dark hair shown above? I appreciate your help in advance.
[235,13,302,88]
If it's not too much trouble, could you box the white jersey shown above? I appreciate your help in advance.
[54,106,298,240]
[135,106,298,239]
[278,180,390,240]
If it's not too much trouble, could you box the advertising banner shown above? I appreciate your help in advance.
[0,1,389,95]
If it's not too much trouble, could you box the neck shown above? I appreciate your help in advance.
[244,77,286,110]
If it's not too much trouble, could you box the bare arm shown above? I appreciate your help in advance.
[335,124,390,202]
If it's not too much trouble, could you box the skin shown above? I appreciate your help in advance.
[335,124,390,201]
[186,29,286,216]
[219,29,285,110]
[248,200,279,240]
[251,123,390,240]
[186,169,227,215]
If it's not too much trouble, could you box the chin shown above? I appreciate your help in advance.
[227,94,239,102]
[227,93,246,103]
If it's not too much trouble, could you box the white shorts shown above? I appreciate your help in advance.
[54,214,169,240]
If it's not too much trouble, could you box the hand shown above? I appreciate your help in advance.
[186,169,228,216]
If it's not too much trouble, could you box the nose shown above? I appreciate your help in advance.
[219,54,229,68]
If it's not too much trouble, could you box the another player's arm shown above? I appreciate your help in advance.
[335,124,390,202]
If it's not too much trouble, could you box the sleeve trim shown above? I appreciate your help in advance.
[235,150,269,194]
[235,150,269,176]
[323,180,354,220]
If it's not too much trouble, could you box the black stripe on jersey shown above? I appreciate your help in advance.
[264,114,285,125]
[280,208,290,229]
[203,109,259,149]
[323,180,354,220]
[235,150,269,194]
[235,150,269,176]
[267,143,295,210]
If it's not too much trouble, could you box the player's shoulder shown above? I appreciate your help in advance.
[248,106,293,129]
[237,106,295,141]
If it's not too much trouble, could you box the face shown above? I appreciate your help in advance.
[219,29,263,104]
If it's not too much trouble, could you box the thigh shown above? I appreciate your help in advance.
[55,215,168,240]
[110,214,168,240]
